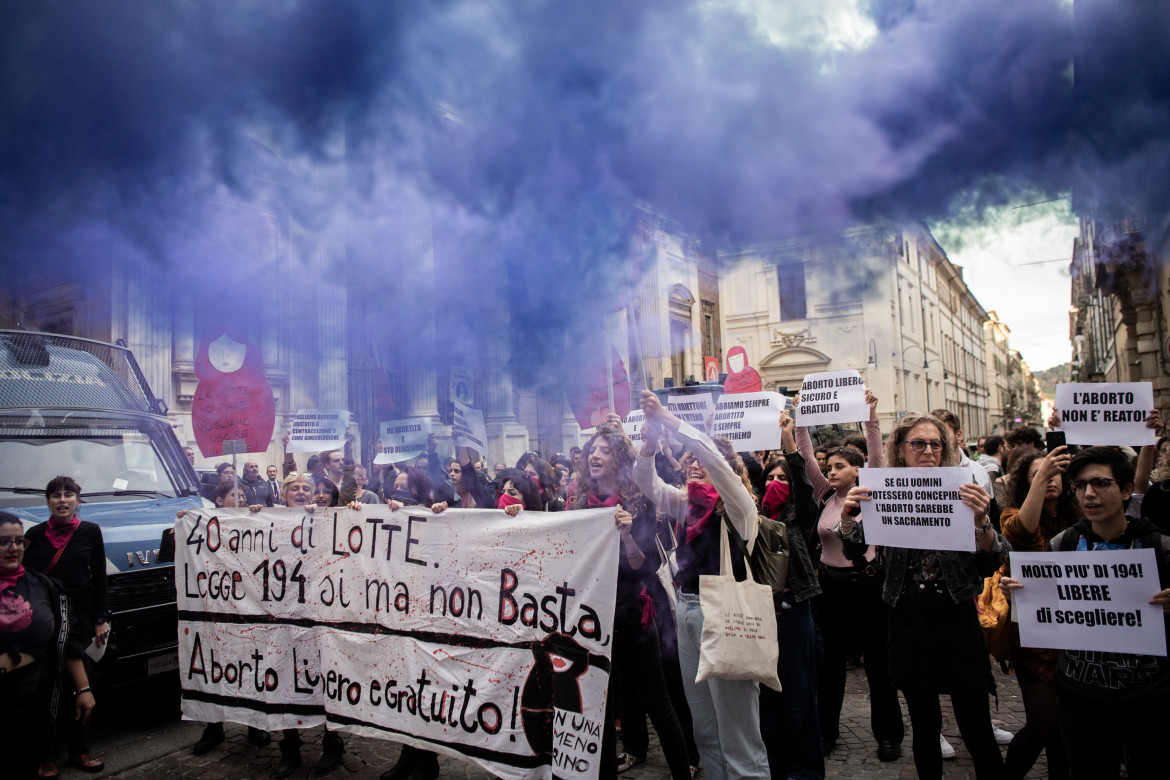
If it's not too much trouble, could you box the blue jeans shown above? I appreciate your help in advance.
[676,592,770,780]
[759,597,823,779]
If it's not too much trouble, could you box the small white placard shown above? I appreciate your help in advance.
[452,402,488,452]
[794,370,868,427]
[287,409,350,453]
[857,467,976,552]
[709,391,786,451]
[667,393,714,432]
[374,418,432,465]
[1012,549,1166,656]
[1054,382,1155,446]
[623,409,647,444]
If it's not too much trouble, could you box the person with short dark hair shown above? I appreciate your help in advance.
[979,435,1005,481]
[24,477,109,774]
[1005,425,1043,453]
[1002,445,1170,780]
[842,434,868,456]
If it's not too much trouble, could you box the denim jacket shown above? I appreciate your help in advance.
[841,521,1006,606]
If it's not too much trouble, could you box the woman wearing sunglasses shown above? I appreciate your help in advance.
[839,412,1006,780]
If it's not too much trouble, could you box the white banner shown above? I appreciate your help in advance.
[1054,382,1155,446]
[1012,549,1166,656]
[794,370,868,427]
[857,467,976,552]
[375,418,432,465]
[287,409,350,453]
[177,506,619,780]
[709,392,786,451]
[667,394,713,433]
[453,402,488,452]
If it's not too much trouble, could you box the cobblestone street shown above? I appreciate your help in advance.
[61,663,1046,780]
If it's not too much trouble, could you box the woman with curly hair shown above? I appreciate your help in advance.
[841,411,1005,780]
[572,423,691,780]
[999,446,1076,780]
[634,390,768,780]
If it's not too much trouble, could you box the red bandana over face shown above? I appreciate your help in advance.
[685,483,720,543]
[762,480,791,520]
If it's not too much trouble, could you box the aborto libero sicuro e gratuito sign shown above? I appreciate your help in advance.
[177,505,619,780]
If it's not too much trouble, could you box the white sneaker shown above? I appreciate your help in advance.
[993,726,1014,745]
[939,734,956,759]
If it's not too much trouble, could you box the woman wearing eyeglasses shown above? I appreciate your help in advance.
[1,511,93,780]
[839,412,1006,780]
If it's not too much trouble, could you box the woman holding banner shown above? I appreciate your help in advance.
[634,389,770,780]
[839,412,1006,780]
[998,447,1075,780]
[571,423,692,780]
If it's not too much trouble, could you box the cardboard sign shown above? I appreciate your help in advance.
[453,402,488,452]
[667,394,713,432]
[709,392,786,451]
[1012,549,1166,656]
[374,418,433,465]
[178,506,619,780]
[191,332,277,457]
[1054,382,1155,446]
[794,370,868,427]
[287,409,350,453]
[857,467,977,552]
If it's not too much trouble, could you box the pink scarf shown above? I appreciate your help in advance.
[0,564,25,594]
[586,493,621,509]
[762,481,791,520]
[685,483,720,543]
[45,514,80,549]
[497,493,525,510]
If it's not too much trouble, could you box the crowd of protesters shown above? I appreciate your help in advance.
[5,389,1170,780]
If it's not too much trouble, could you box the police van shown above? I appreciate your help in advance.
[0,330,205,684]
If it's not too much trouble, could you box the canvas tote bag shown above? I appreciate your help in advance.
[695,517,781,692]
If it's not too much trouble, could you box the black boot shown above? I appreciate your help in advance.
[192,722,225,756]
[313,731,345,776]
[381,745,419,780]
[275,731,303,779]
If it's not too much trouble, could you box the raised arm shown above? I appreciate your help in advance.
[640,390,758,546]
[864,389,884,467]
[780,411,818,535]
[634,419,689,522]
[794,424,830,499]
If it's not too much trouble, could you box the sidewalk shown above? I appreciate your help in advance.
[97,664,1041,779]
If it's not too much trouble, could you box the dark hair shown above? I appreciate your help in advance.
[930,408,962,433]
[842,434,867,456]
[515,451,540,471]
[214,482,243,505]
[495,468,543,511]
[315,478,340,507]
[569,446,582,459]
[306,454,321,471]
[45,475,82,499]
[1005,425,1043,449]
[401,467,435,507]
[572,425,642,509]
[215,462,233,475]
[813,446,829,456]
[0,510,21,531]
[523,457,557,494]
[825,446,864,468]
[761,455,792,485]
[983,435,1004,457]
[1068,446,1136,488]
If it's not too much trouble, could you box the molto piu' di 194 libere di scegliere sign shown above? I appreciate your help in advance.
[177,506,619,780]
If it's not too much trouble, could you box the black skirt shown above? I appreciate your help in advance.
[888,581,994,695]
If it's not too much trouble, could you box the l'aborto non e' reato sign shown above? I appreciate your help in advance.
[1054,382,1155,446]
[177,506,619,780]
[856,467,976,552]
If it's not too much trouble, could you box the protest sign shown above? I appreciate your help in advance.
[177,506,619,780]
[856,467,976,552]
[1011,550,1166,656]
[1054,382,1155,446]
[453,402,488,452]
[375,418,433,465]
[667,394,713,433]
[192,332,276,457]
[623,409,647,444]
[287,409,350,453]
[793,370,868,427]
[709,392,786,451]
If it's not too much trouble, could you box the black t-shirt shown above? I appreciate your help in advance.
[0,572,57,699]
[676,512,748,595]
[23,520,110,636]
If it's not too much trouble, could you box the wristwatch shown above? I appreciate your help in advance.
[977,521,993,535]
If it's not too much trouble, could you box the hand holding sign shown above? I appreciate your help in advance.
[1054,382,1156,445]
